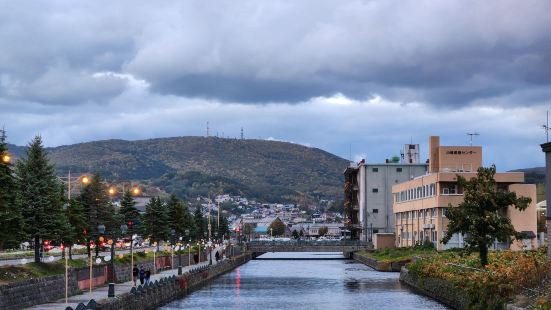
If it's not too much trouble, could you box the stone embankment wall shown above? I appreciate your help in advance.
[0,273,80,310]
[0,254,202,310]
[95,254,252,310]
[399,266,467,309]
[352,252,408,272]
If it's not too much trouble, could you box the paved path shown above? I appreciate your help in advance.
[26,246,224,310]
[26,260,213,310]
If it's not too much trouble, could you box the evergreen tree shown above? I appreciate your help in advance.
[442,166,532,267]
[119,191,140,235]
[216,215,230,239]
[65,199,87,259]
[0,129,24,250]
[167,195,196,242]
[143,197,170,249]
[78,173,114,257]
[193,205,205,240]
[15,136,69,263]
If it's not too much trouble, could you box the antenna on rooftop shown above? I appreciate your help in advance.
[241,127,244,140]
[206,121,210,137]
[543,110,549,142]
[467,132,480,146]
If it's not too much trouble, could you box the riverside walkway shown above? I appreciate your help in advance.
[26,259,213,310]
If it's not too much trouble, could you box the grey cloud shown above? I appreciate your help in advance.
[0,0,550,108]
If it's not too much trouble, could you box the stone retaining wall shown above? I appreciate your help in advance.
[352,253,408,272]
[0,255,177,309]
[95,254,252,310]
[399,266,467,309]
[0,273,80,310]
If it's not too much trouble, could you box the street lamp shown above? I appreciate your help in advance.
[1,153,11,164]
[99,223,127,297]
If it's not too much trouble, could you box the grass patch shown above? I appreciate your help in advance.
[0,262,65,283]
[359,241,437,263]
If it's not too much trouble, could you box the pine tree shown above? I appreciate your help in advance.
[0,129,24,250]
[193,205,205,240]
[15,135,70,263]
[78,172,114,257]
[167,195,196,242]
[119,191,140,235]
[143,197,170,249]
[216,215,230,239]
[65,199,87,259]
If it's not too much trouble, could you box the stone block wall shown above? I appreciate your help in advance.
[0,273,80,310]
[399,266,467,309]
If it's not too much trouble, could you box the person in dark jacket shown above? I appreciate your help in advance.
[132,265,139,286]
[139,266,145,285]
[145,268,151,284]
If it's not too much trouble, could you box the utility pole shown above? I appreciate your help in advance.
[206,121,210,137]
[467,132,480,146]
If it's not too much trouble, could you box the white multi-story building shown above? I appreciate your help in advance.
[353,148,428,241]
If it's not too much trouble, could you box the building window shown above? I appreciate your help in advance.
[372,167,379,172]
[397,167,403,172]
[373,229,379,234]
[372,188,379,193]
[373,209,379,214]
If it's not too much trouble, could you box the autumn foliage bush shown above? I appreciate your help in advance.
[407,248,549,309]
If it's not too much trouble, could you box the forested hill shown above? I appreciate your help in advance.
[508,167,544,184]
[8,137,349,202]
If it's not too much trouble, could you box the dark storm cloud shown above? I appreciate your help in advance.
[1,0,550,107]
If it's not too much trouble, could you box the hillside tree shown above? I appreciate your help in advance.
[442,166,532,267]
[318,226,329,237]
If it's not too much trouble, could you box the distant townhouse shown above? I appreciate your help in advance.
[392,136,537,250]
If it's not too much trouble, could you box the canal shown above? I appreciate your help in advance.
[161,252,447,310]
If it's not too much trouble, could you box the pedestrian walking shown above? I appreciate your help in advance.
[132,264,139,286]
[139,266,145,285]
[145,268,151,285]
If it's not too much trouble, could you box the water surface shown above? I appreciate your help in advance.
[162,252,447,310]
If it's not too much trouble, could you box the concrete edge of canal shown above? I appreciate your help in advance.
[94,253,252,310]
[351,252,408,272]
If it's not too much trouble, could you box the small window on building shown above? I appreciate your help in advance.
[373,229,379,234]
[372,188,379,193]
[397,167,403,172]
[372,167,379,172]
[373,209,379,213]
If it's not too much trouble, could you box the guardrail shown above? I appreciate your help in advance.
[248,240,371,246]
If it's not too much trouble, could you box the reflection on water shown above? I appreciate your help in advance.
[161,252,447,310]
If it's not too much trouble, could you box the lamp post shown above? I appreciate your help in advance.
[99,223,127,297]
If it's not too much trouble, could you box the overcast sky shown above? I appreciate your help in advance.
[1,0,550,170]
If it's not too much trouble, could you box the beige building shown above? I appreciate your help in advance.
[392,136,537,250]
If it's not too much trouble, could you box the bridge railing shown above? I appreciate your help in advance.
[248,240,371,247]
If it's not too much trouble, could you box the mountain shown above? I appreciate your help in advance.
[8,137,348,203]
[508,167,544,184]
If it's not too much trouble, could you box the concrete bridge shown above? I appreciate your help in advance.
[247,240,373,258]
